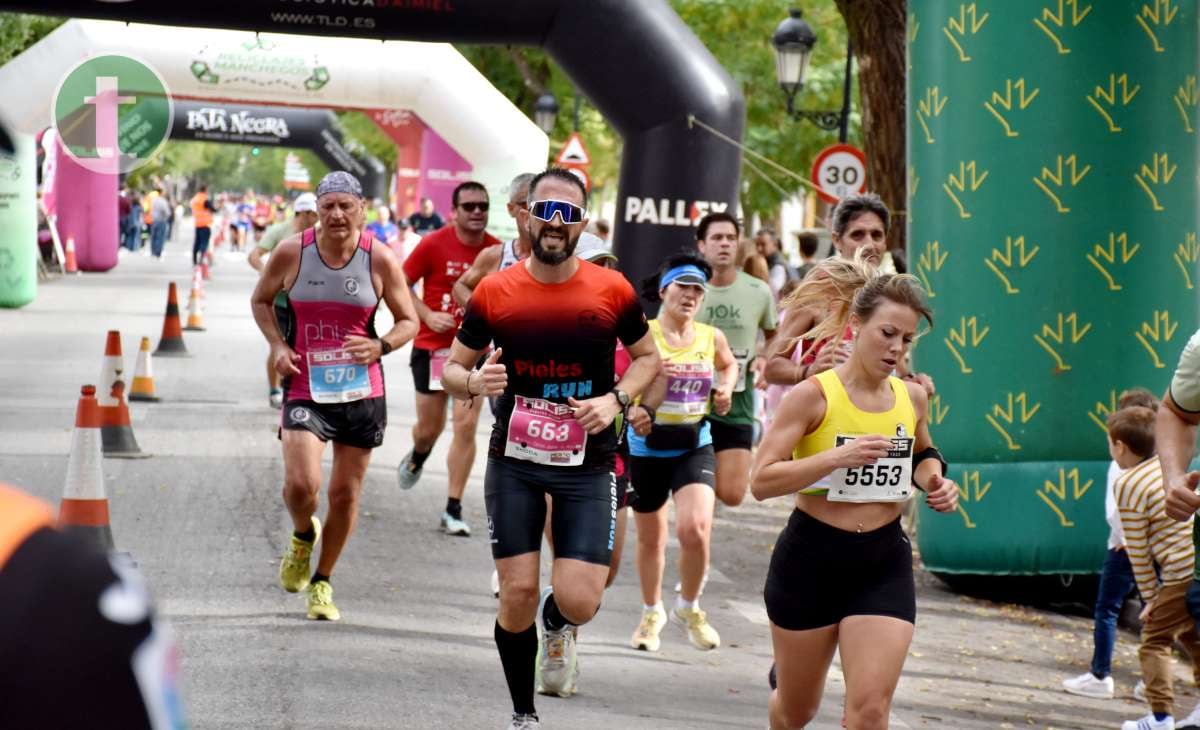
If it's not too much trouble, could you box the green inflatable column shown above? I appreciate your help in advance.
[0,132,37,308]
[908,1,1199,574]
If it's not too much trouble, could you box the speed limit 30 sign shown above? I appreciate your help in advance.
[811,143,867,205]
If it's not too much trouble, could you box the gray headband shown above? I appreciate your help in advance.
[316,171,363,199]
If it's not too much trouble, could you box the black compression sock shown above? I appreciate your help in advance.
[294,526,316,543]
[311,572,330,585]
[494,621,538,716]
[446,497,462,520]
[410,448,432,469]
[542,593,571,632]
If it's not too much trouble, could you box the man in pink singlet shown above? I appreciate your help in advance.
[250,171,419,621]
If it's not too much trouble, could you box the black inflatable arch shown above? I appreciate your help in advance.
[172,100,387,199]
[21,0,745,293]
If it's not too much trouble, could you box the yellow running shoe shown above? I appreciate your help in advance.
[672,606,720,650]
[630,606,667,651]
[279,515,321,593]
[307,580,340,621]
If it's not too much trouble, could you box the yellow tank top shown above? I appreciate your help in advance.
[649,319,716,425]
[793,369,916,496]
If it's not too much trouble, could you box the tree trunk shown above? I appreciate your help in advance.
[834,0,907,252]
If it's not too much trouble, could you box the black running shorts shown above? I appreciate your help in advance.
[274,302,291,341]
[410,347,487,396]
[628,446,716,513]
[708,418,754,452]
[280,397,387,449]
[484,457,617,566]
[764,509,915,631]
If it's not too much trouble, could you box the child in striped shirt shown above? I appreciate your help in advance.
[1111,406,1200,730]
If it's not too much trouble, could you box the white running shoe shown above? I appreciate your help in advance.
[535,587,579,697]
[440,511,471,537]
[1179,701,1200,729]
[1122,714,1174,730]
[1061,671,1114,699]
[396,450,423,490]
[672,605,721,650]
[491,569,500,598]
[1135,679,1147,702]
[631,605,667,651]
[506,713,540,730]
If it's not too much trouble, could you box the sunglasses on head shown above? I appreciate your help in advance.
[459,201,489,213]
[528,199,585,225]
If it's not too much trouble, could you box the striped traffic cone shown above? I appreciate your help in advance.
[97,331,148,459]
[154,282,190,357]
[128,336,160,402]
[60,385,115,552]
[192,265,206,300]
[184,288,206,332]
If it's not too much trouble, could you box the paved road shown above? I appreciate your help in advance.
[0,231,1191,729]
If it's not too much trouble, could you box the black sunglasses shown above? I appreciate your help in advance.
[459,202,489,213]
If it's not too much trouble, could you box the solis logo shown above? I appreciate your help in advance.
[623,197,729,228]
[52,55,173,175]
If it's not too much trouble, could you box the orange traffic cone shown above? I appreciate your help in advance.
[192,265,206,300]
[129,336,160,402]
[184,288,206,332]
[60,384,115,551]
[64,236,79,274]
[154,282,190,358]
[98,331,149,458]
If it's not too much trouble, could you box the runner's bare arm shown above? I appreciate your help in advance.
[751,381,892,500]
[907,381,957,513]
[247,245,266,272]
[249,235,303,375]
[451,246,501,309]
[712,328,738,417]
[570,330,661,435]
[443,342,505,400]
[1160,390,1200,521]
[762,308,816,385]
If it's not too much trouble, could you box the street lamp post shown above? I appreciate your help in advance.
[533,92,559,136]
[771,8,853,144]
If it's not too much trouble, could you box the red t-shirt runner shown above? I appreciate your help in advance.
[403,226,500,351]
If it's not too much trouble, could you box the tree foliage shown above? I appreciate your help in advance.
[456,1,861,224]
[0,13,63,67]
[126,142,328,197]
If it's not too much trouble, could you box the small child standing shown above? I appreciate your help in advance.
[1112,406,1200,730]
[1064,388,1159,700]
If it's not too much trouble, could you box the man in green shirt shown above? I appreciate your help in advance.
[695,212,777,506]
[248,193,319,407]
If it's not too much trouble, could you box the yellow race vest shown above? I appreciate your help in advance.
[794,369,916,498]
[648,319,717,426]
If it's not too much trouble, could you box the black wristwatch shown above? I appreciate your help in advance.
[377,338,393,356]
[612,388,631,408]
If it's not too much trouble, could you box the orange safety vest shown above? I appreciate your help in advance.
[143,191,158,225]
[191,192,212,228]
[0,484,54,570]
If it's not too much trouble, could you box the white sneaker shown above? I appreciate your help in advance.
[1061,671,1114,699]
[535,587,579,697]
[631,605,667,651]
[506,713,540,730]
[440,511,471,537]
[491,569,500,598]
[1122,714,1174,730]
[1179,701,1200,729]
[1136,680,1147,702]
[396,450,423,490]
